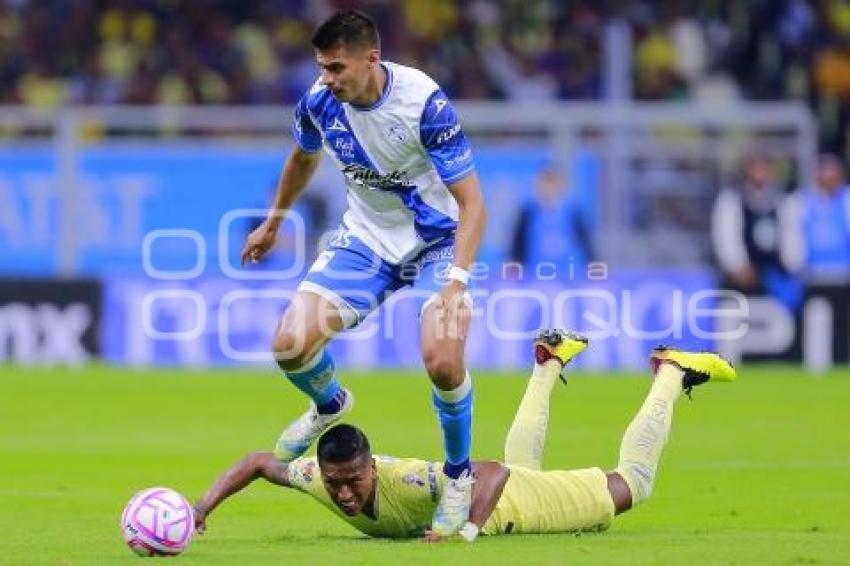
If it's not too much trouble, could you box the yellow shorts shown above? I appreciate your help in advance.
[482,466,615,535]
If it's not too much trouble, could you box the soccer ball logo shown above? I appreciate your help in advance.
[121,487,194,556]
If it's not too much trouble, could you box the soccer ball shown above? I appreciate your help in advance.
[121,487,195,557]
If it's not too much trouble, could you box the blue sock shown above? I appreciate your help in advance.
[317,387,347,415]
[432,374,473,479]
[280,349,344,414]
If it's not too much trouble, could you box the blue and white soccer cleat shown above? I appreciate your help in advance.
[430,469,475,537]
[273,389,354,462]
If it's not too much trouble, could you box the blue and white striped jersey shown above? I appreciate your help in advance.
[292,61,475,264]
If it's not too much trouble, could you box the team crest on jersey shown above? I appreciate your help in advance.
[386,124,407,144]
[290,460,317,484]
[402,473,425,488]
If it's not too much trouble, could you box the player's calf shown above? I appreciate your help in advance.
[271,296,353,462]
[424,335,475,534]
[613,347,736,509]
[272,329,316,371]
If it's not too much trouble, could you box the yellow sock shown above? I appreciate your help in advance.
[503,360,561,470]
[615,363,683,505]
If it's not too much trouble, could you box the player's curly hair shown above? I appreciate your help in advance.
[311,10,380,50]
[318,424,372,463]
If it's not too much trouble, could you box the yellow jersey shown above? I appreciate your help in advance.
[286,456,614,538]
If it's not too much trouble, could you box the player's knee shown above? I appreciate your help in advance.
[422,348,462,389]
[271,330,312,370]
[615,464,654,507]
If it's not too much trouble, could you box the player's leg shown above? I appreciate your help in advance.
[503,330,588,470]
[411,243,475,535]
[272,290,352,462]
[610,347,736,513]
[273,231,396,461]
[421,298,472,476]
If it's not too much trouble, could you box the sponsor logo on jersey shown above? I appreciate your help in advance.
[328,117,348,132]
[427,463,439,502]
[443,148,473,169]
[436,123,461,145]
[335,137,355,159]
[342,163,413,190]
[418,244,454,265]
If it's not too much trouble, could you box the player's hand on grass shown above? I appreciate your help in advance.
[193,506,208,534]
[421,523,478,543]
[421,530,445,543]
[241,218,279,266]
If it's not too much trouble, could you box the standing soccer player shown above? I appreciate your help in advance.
[240,11,486,536]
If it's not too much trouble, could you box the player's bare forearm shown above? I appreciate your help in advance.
[241,148,321,265]
[469,461,510,528]
[194,452,289,522]
[447,172,486,271]
[268,147,322,228]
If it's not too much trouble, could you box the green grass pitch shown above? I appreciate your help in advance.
[2,365,849,565]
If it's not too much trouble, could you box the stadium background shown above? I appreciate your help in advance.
[1,1,849,564]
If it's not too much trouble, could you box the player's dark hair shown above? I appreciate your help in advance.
[317,424,371,463]
[311,10,380,51]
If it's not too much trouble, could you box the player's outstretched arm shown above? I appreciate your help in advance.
[194,451,291,533]
[241,147,322,265]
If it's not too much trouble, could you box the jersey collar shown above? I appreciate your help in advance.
[349,63,393,112]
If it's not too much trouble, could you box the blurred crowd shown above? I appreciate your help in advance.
[2,1,850,155]
[711,152,850,361]
[712,153,850,299]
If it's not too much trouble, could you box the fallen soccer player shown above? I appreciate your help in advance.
[194,330,736,541]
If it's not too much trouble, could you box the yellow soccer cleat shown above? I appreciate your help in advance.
[534,329,588,383]
[649,346,736,396]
